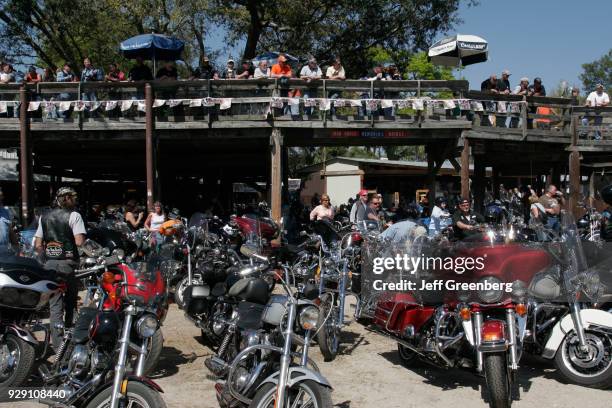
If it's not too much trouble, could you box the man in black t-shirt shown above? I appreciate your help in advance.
[236,60,254,79]
[128,57,153,81]
[452,199,485,240]
[156,61,178,80]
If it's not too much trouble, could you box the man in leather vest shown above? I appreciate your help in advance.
[34,187,86,349]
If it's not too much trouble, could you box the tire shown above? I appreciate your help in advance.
[174,277,190,309]
[554,329,612,389]
[85,381,167,408]
[0,334,36,393]
[397,343,419,367]
[483,352,511,408]
[249,380,333,408]
[316,294,339,362]
[143,329,164,376]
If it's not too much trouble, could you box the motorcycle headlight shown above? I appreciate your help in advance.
[298,306,320,331]
[136,314,158,338]
[477,276,504,304]
[112,248,125,260]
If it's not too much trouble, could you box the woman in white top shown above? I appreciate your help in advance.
[428,197,451,237]
[309,194,334,221]
[145,201,165,250]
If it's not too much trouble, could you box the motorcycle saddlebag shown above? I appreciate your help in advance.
[184,285,211,315]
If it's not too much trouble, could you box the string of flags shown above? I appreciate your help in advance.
[0,98,528,115]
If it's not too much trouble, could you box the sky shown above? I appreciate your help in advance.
[208,0,611,93]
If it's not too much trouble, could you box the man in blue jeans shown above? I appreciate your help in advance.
[538,185,562,233]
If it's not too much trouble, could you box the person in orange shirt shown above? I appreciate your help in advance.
[270,54,293,78]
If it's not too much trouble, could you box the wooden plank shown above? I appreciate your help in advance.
[461,137,470,200]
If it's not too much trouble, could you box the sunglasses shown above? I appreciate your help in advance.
[322,199,330,202]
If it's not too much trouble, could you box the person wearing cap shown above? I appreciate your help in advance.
[452,199,484,240]
[236,60,254,79]
[584,84,609,139]
[513,77,530,96]
[34,187,86,350]
[350,189,369,223]
[191,56,219,80]
[498,70,511,94]
[528,77,546,96]
[300,57,322,115]
[270,54,293,79]
[222,59,237,79]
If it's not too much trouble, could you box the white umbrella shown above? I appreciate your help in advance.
[428,34,488,67]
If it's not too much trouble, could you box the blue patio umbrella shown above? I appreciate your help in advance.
[120,33,184,72]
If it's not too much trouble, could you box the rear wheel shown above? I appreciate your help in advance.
[249,380,332,408]
[483,352,510,408]
[397,343,419,367]
[0,334,36,393]
[554,329,612,389]
[174,277,190,309]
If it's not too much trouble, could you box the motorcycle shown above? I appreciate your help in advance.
[368,232,540,408]
[0,255,60,392]
[38,243,167,408]
[524,211,612,389]
[215,250,333,408]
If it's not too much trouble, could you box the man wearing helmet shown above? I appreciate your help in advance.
[34,187,86,349]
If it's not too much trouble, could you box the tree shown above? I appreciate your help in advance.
[580,49,611,94]
[214,0,477,77]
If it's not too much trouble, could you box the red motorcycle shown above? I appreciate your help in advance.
[372,241,550,408]
[39,241,168,408]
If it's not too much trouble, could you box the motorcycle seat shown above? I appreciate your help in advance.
[0,255,58,284]
[72,307,98,344]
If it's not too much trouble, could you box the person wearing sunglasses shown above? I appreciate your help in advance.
[349,189,369,223]
[309,193,334,222]
[366,196,382,221]
[452,198,485,240]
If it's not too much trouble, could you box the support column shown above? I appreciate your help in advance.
[19,86,33,224]
[460,137,470,200]
[568,149,581,217]
[492,167,500,199]
[426,145,437,210]
[270,128,283,227]
[473,155,486,214]
[282,146,289,203]
[145,83,154,210]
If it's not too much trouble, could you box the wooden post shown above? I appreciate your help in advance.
[460,136,470,200]
[270,128,283,228]
[520,96,527,140]
[473,155,486,214]
[426,145,437,210]
[145,83,154,210]
[568,149,581,217]
[18,86,33,224]
[492,167,500,199]
[281,146,289,203]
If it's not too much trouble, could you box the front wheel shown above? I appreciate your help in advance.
[316,294,339,362]
[554,329,612,389]
[85,381,167,408]
[174,277,190,309]
[249,380,333,408]
[0,334,36,393]
[143,329,164,376]
[483,352,511,408]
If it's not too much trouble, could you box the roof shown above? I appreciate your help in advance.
[297,156,474,175]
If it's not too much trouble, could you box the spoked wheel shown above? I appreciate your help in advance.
[483,352,511,408]
[554,329,612,389]
[0,334,36,393]
[249,380,333,408]
[85,382,167,408]
[174,277,190,309]
[316,293,339,362]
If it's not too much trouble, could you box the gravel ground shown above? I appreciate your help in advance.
[3,299,610,408]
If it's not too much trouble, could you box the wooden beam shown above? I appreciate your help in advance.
[270,128,283,232]
[473,155,486,213]
[145,83,154,210]
[569,149,581,217]
[18,86,33,224]
[461,137,470,200]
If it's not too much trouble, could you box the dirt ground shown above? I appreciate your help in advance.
[4,299,611,408]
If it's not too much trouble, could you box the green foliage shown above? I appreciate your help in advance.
[580,49,611,94]
[406,52,455,80]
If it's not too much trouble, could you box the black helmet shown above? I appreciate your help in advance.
[601,184,612,206]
